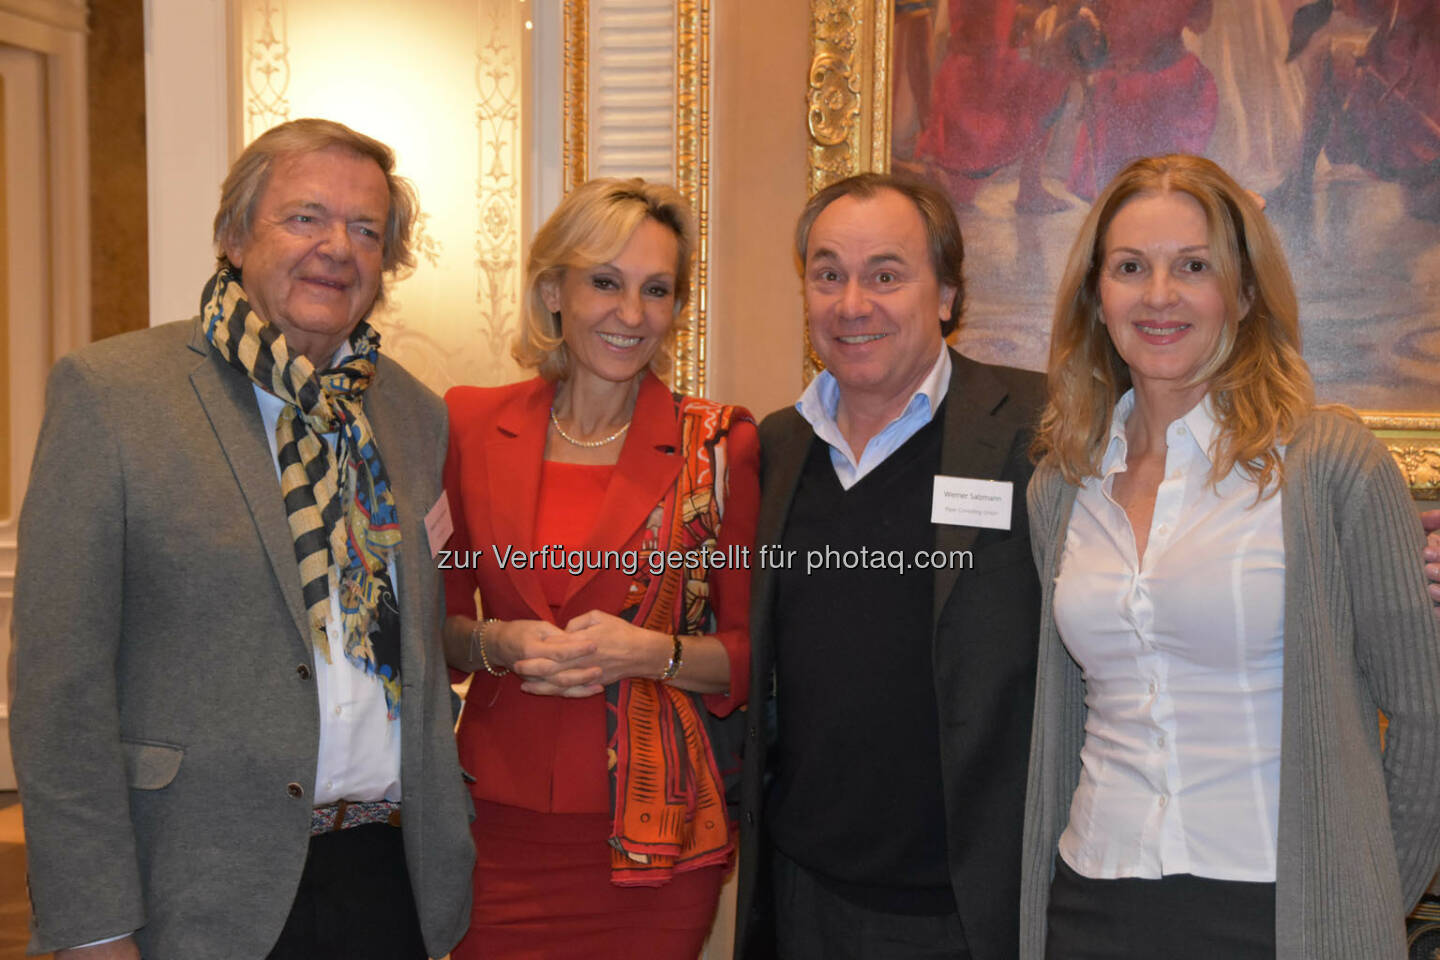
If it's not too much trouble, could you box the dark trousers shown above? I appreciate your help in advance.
[772,849,971,960]
[1045,856,1276,960]
[266,823,427,960]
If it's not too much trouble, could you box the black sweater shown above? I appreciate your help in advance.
[766,410,956,915]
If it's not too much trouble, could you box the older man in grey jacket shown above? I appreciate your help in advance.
[10,118,473,960]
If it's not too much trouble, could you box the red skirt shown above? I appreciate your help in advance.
[451,799,726,960]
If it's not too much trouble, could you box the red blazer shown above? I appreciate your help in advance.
[442,372,759,812]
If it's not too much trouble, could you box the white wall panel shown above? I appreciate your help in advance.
[144,0,230,328]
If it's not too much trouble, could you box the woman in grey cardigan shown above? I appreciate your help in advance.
[1020,154,1440,960]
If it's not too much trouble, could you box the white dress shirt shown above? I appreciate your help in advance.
[1052,390,1285,882]
[254,383,402,806]
[796,345,951,488]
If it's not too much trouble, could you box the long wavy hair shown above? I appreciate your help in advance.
[1032,154,1315,496]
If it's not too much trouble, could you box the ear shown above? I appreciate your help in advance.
[539,275,563,314]
[541,283,564,316]
[939,283,958,323]
[222,229,246,270]
[1237,284,1254,322]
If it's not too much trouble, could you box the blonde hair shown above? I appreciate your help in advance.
[514,178,696,381]
[1033,154,1314,495]
[213,118,419,301]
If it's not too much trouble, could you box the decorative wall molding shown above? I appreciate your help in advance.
[242,0,290,141]
[472,0,524,386]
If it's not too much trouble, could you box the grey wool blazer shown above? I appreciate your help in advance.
[1019,409,1440,960]
[10,318,475,958]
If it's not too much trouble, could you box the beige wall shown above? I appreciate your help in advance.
[708,0,810,420]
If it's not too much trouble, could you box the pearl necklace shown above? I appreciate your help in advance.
[549,407,631,447]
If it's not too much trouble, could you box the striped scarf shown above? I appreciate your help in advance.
[201,267,403,717]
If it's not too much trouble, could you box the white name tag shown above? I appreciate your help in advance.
[931,476,1013,530]
[425,492,455,558]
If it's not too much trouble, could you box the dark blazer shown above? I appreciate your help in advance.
[734,349,1045,960]
[10,318,475,958]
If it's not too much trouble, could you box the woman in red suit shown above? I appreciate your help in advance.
[441,178,759,959]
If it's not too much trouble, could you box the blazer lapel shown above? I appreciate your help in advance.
[486,379,555,622]
[749,409,815,662]
[185,321,312,650]
[931,350,1024,625]
[562,373,683,612]
[755,412,813,553]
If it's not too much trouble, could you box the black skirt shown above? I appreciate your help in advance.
[1044,856,1276,960]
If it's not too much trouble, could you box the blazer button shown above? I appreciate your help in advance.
[286,782,304,799]
[296,664,311,680]
[746,811,755,826]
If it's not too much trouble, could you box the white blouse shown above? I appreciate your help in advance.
[1053,391,1285,882]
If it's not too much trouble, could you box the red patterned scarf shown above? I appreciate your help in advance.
[605,396,748,885]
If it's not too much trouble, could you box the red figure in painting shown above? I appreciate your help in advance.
[1277,0,1440,221]
[916,0,1096,212]
[1067,0,1218,201]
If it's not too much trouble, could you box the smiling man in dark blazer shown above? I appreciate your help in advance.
[734,173,1044,960]
[10,119,472,960]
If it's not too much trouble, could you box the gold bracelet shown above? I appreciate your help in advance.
[660,634,683,681]
[469,618,508,677]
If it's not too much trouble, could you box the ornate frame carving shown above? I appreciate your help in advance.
[1363,414,1440,500]
[807,0,889,192]
[562,0,710,397]
[804,0,1440,498]
[561,0,588,198]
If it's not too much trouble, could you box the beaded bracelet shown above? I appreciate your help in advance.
[469,618,508,677]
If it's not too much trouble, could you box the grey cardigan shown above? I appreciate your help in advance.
[1020,409,1440,960]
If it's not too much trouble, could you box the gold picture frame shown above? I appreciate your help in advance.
[563,0,711,398]
[805,0,1440,499]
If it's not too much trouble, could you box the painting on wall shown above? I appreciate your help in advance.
[807,0,1440,493]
